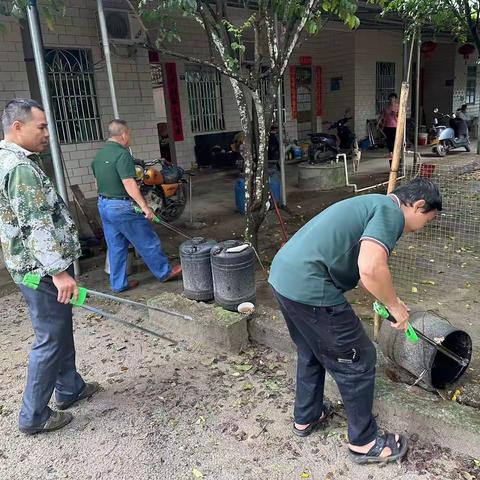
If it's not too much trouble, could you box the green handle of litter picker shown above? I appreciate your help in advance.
[133,206,161,224]
[373,301,419,343]
[22,273,87,307]
[22,272,41,289]
[70,287,87,307]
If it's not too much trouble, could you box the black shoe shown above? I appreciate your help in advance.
[20,411,73,435]
[56,382,100,410]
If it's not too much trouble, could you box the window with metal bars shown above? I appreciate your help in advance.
[45,48,103,144]
[151,64,163,88]
[466,66,477,105]
[185,65,225,133]
[375,62,396,115]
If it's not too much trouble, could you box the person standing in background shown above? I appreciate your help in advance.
[92,119,181,293]
[379,92,399,165]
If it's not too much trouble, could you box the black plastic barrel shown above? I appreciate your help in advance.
[179,237,217,301]
[210,240,256,311]
[378,311,472,390]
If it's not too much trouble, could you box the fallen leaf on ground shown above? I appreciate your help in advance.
[235,364,253,372]
[451,389,461,402]
[192,467,204,478]
[201,357,216,367]
[300,472,311,479]
[265,380,279,392]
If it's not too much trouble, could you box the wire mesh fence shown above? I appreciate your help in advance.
[390,158,480,308]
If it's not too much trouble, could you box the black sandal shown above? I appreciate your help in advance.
[348,432,408,464]
[292,405,331,438]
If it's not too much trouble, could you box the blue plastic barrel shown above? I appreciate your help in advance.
[235,177,246,213]
[235,176,282,213]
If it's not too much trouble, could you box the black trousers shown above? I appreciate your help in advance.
[383,127,397,154]
[274,290,378,446]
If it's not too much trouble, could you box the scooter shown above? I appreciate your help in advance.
[134,158,188,222]
[308,115,356,164]
[330,116,356,150]
[432,108,470,157]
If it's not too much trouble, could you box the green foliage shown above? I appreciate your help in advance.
[0,0,66,31]
[385,0,479,45]
[138,0,367,67]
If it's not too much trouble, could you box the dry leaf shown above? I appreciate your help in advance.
[192,467,204,479]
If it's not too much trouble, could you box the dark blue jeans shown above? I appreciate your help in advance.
[98,197,171,292]
[274,290,378,446]
[18,269,85,429]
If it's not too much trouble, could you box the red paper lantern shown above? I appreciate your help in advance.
[458,44,475,60]
[421,41,437,59]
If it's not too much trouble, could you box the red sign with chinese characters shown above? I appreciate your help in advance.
[165,62,184,142]
[299,56,312,66]
[316,66,323,116]
[290,66,297,120]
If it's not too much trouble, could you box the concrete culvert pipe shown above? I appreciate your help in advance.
[378,311,472,390]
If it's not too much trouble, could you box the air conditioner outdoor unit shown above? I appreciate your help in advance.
[103,9,146,44]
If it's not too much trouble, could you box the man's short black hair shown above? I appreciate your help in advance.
[392,177,442,212]
[388,92,398,100]
[2,98,44,133]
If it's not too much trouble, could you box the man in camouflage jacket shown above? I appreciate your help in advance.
[0,99,98,434]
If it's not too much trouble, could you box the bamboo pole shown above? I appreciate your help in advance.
[373,80,410,342]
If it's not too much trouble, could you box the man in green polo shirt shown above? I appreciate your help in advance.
[92,119,181,292]
[269,178,442,464]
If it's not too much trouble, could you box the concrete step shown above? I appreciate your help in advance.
[147,292,249,354]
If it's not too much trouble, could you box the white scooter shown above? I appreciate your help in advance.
[432,108,470,157]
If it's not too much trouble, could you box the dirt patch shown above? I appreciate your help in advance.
[1,290,479,480]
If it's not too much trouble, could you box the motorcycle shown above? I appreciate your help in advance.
[134,158,188,222]
[432,108,470,157]
[308,115,356,164]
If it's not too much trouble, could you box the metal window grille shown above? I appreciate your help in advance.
[45,49,103,144]
[376,62,396,115]
[185,65,225,133]
[466,66,477,105]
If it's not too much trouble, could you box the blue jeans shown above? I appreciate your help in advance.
[273,290,378,446]
[18,268,85,429]
[98,197,171,292]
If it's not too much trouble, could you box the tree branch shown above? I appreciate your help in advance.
[278,0,321,76]
[146,43,251,87]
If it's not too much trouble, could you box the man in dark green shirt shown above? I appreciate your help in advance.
[92,120,181,292]
[269,178,442,464]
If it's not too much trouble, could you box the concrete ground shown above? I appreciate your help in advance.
[0,290,479,480]
[1,146,480,478]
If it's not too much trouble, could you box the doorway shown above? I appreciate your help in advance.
[296,66,314,141]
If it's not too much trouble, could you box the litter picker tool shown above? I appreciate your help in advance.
[22,273,194,343]
[373,301,468,367]
[133,206,192,240]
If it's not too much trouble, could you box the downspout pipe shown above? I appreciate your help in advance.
[97,0,120,118]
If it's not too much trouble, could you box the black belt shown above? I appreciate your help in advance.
[99,195,130,200]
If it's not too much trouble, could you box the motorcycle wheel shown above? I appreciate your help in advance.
[158,183,188,222]
[434,142,447,157]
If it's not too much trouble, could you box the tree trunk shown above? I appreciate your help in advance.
[228,75,278,248]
